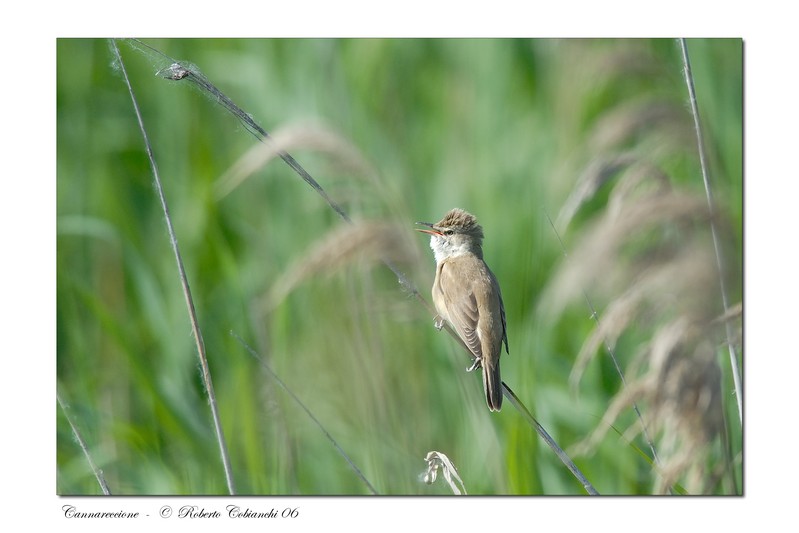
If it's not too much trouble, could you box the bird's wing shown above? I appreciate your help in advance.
[491,270,509,355]
[438,261,482,360]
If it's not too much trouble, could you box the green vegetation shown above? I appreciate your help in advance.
[57,38,742,495]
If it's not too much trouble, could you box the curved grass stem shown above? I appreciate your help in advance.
[110,39,237,495]
[57,390,112,495]
[679,38,743,425]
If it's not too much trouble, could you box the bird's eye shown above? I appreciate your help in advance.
[443,230,454,236]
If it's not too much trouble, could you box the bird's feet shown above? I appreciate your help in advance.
[433,315,445,331]
[466,357,482,373]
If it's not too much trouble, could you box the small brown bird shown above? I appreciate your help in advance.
[416,208,508,411]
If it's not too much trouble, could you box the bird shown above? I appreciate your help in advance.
[416,208,508,411]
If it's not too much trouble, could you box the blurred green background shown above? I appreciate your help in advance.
[57,38,742,495]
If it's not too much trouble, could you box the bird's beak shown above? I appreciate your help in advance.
[415,221,442,236]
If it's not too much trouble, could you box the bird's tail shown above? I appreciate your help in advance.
[482,361,502,412]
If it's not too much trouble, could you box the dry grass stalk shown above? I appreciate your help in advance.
[215,122,379,199]
[540,40,740,494]
[422,451,467,495]
[264,220,420,311]
[543,163,729,493]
